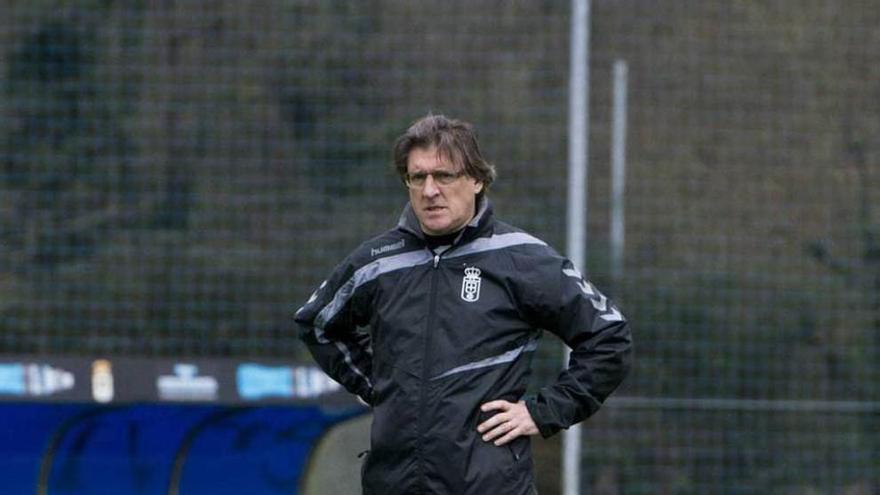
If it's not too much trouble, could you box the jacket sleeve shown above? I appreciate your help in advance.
[294,255,375,405]
[515,252,633,437]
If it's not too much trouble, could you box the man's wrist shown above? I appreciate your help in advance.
[524,397,559,438]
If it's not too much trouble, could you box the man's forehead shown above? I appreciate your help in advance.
[407,146,461,171]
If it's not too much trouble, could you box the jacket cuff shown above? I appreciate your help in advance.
[525,397,562,438]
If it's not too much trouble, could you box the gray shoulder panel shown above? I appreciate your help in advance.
[314,249,432,334]
[446,232,547,260]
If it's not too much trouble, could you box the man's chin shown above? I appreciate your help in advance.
[420,221,454,236]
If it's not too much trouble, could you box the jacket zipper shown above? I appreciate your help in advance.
[417,251,442,493]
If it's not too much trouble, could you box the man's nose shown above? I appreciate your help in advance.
[422,175,440,197]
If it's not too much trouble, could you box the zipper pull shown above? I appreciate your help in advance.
[433,254,440,268]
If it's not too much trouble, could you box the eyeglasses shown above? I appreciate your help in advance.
[404,170,466,188]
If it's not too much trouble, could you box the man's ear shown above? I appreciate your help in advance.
[473,181,484,195]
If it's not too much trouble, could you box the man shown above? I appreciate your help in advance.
[296,115,632,494]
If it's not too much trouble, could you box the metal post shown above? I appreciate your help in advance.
[565,0,590,494]
[610,59,628,286]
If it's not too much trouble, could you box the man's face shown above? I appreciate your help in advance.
[406,145,483,236]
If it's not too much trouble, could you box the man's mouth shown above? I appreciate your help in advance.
[425,206,445,212]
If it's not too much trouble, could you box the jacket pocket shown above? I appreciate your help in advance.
[505,443,521,462]
[507,436,530,462]
[503,436,533,485]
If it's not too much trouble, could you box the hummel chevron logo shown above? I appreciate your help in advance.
[562,267,583,279]
[307,280,327,305]
[296,280,327,316]
[562,267,624,322]
[601,307,623,322]
[562,268,594,296]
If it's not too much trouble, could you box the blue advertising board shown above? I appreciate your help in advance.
[0,355,365,494]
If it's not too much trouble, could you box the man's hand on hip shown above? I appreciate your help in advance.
[477,400,539,446]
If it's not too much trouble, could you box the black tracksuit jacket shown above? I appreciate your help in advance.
[296,199,632,494]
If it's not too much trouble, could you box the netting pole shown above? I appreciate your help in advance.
[610,59,628,286]
[565,0,590,494]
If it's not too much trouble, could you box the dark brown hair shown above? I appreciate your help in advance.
[392,114,496,194]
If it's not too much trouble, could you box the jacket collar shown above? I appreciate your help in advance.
[397,196,494,244]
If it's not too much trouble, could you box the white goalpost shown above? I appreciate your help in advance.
[564,0,590,493]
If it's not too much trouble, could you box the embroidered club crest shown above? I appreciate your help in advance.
[461,266,482,302]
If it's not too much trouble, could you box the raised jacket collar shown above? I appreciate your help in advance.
[396,196,494,246]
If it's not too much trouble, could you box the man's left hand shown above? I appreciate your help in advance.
[477,400,539,446]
